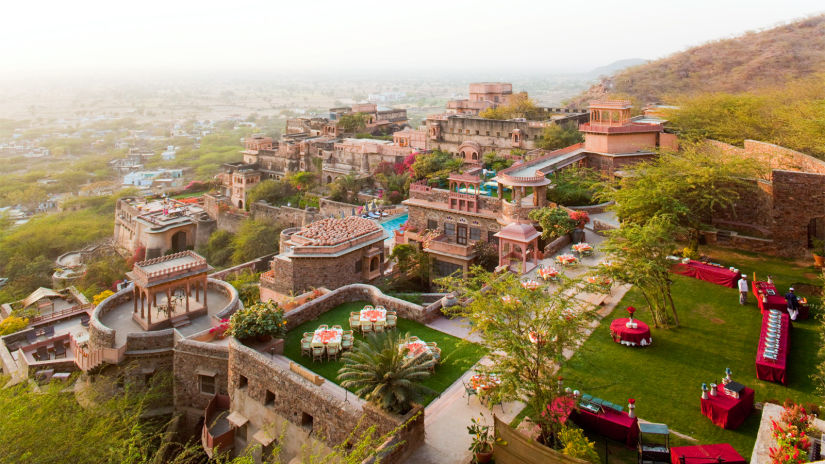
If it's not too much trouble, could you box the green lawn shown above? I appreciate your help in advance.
[282,301,487,406]
[563,246,822,460]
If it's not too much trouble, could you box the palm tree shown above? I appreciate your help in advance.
[337,332,435,414]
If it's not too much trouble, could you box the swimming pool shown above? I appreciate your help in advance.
[380,213,408,237]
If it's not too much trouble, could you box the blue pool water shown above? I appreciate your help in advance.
[380,214,408,237]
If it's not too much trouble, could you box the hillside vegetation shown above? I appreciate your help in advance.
[664,74,825,158]
[569,14,825,106]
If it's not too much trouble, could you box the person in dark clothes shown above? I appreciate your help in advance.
[785,287,799,320]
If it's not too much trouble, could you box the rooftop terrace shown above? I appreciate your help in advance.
[290,217,381,247]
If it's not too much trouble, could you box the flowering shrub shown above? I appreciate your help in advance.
[226,301,288,340]
[568,210,590,228]
[529,207,576,240]
[209,319,230,337]
[769,402,814,464]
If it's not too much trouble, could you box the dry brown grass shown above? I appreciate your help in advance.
[569,14,825,106]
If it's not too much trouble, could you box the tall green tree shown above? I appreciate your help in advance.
[231,220,280,265]
[410,150,463,186]
[287,172,318,192]
[599,143,759,250]
[598,215,681,328]
[437,269,598,447]
[246,179,298,207]
[537,122,584,151]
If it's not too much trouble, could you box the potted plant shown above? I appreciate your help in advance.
[812,238,824,267]
[568,210,590,229]
[226,301,288,343]
[467,414,494,463]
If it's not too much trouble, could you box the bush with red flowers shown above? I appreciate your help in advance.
[768,401,814,464]
[209,319,230,338]
[568,210,590,228]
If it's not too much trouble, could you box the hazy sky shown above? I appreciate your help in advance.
[1,0,822,78]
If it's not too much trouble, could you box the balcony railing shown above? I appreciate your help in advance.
[579,122,662,134]
[425,236,475,257]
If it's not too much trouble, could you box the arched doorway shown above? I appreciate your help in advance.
[327,175,333,184]
[171,231,187,252]
[237,199,243,209]
[370,256,379,272]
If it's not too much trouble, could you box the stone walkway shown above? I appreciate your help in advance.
[407,229,635,463]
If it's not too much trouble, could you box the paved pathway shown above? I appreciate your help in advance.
[408,229,636,463]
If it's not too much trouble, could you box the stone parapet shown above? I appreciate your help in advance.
[283,284,439,330]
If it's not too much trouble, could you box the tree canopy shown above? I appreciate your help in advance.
[665,74,825,159]
[598,143,759,249]
[536,122,584,151]
[437,268,600,447]
[479,93,545,120]
[410,150,463,187]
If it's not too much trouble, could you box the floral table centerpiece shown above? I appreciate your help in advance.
[521,279,540,291]
[538,266,559,281]
[556,254,578,266]
[572,242,593,255]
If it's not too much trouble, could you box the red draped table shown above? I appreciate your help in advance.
[610,318,652,346]
[755,312,790,384]
[671,444,746,464]
[671,260,738,288]
[571,403,639,446]
[700,385,754,429]
[752,281,809,320]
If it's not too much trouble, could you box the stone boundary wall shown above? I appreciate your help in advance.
[90,286,130,349]
[125,329,175,352]
[543,234,571,256]
[228,340,424,462]
[210,279,242,320]
[319,198,363,217]
[173,338,231,432]
[568,201,614,214]
[251,201,320,228]
[283,284,439,330]
[90,279,240,351]
[592,219,617,234]
[209,255,275,281]
[708,139,825,177]
[229,340,365,447]
[359,406,425,464]
[493,415,587,464]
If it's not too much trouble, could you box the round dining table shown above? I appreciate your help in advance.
[609,318,652,346]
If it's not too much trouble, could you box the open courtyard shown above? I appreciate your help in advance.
[282,300,488,405]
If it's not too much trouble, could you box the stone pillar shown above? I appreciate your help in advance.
[203,277,208,310]
[185,282,190,313]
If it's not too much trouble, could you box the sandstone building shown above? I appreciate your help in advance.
[425,83,589,158]
[114,197,216,259]
[259,216,387,301]
[400,99,676,277]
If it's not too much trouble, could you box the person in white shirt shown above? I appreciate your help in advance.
[737,274,749,305]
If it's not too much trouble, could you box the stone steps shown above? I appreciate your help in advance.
[169,314,190,328]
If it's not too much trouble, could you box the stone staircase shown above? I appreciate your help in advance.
[170,314,191,329]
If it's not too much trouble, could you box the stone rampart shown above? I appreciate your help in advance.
[283,284,439,330]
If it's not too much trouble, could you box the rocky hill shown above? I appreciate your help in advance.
[568,14,825,106]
